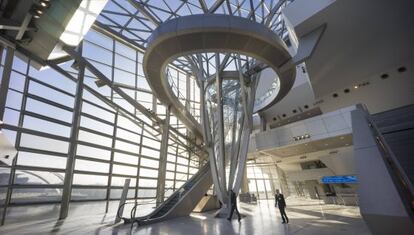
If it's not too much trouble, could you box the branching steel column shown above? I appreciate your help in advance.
[215,53,226,193]
[233,75,258,193]
[241,166,249,194]
[156,105,171,206]
[59,57,85,220]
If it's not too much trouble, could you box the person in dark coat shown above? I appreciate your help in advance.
[275,189,289,223]
[227,190,241,222]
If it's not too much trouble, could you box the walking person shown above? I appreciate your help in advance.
[275,189,289,223]
[227,190,241,222]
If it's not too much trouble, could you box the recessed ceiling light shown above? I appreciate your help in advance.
[397,66,406,73]
[380,73,389,79]
[354,85,358,89]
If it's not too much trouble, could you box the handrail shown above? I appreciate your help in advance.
[357,104,414,215]
[118,161,210,223]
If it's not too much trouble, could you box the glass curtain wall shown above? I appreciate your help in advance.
[246,164,281,200]
[0,28,201,224]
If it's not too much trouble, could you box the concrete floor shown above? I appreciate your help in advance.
[0,198,371,235]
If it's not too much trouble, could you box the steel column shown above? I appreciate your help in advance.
[156,105,170,206]
[0,47,14,121]
[59,56,85,220]
[215,53,226,193]
[105,111,118,213]
[0,47,15,226]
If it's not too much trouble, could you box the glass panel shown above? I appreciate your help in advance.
[73,174,108,186]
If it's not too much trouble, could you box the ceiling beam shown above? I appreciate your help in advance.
[208,0,225,13]
[127,0,161,26]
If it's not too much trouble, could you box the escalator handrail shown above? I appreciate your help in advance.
[124,162,210,222]
[138,163,212,225]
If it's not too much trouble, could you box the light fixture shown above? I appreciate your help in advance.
[40,2,49,8]
[95,79,106,88]
[354,85,358,89]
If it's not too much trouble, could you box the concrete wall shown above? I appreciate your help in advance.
[286,168,333,181]
[319,147,356,175]
[352,108,414,234]
[253,106,354,152]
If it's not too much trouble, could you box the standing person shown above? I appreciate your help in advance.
[227,190,241,222]
[275,189,289,223]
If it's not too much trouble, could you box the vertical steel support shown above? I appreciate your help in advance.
[0,47,14,121]
[232,75,258,193]
[0,47,15,226]
[105,111,119,213]
[241,166,249,194]
[114,179,131,223]
[215,53,226,193]
[156,105,170,205]
[173,141,179,190]
[227,99,240,191]
[134,123,145,212]
[59,56,85,220]
[260,115,267,132]
[185,74,191,110]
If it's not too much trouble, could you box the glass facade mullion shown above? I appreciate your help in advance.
[105,111,118,212]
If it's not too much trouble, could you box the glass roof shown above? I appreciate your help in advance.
[97,0,293,111]
[98,0,292,48]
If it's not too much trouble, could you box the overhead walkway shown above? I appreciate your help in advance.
[143,14,296,137]
[121,163,212,226]
[352,104,414,235]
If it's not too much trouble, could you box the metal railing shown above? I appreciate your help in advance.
[117,161,209,224]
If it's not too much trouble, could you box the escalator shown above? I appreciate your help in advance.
[371,104,414,185]
[352,104,414,235]
[122,162,212,226]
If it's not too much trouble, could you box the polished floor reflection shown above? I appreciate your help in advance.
[0,197,371,235]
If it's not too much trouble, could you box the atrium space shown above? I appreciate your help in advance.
[0,0,413,234]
